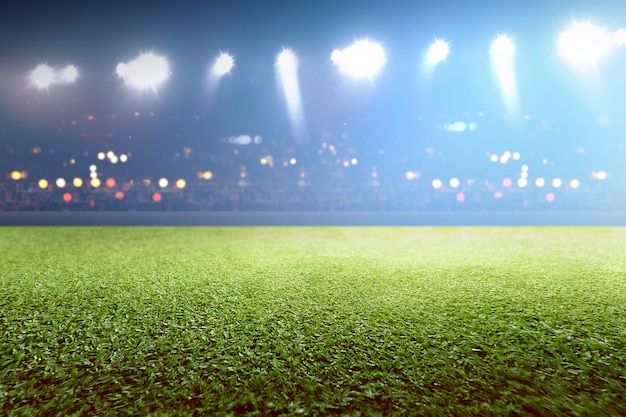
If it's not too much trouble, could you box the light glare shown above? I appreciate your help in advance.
[425,39,450,64]
[211,52,234,77]
[60,65,79,83]
[558,21,613,67]
[490,34,519,117]
[276,48,307,143]
[30,64,55,90]
[116,53,170,91]
[331,39,386,79]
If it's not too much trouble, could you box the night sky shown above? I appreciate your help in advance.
[1,0,626,160]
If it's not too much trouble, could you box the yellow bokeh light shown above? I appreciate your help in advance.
[203,171,213,180]
[73,177,83,187]
[38,179,48,189]
[11,171,21,180]
[176,179,186,189]
[90,177,101,188]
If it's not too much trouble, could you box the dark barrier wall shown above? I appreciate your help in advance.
[1,211,626,226]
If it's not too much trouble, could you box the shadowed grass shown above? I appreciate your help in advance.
[1,226,625,416]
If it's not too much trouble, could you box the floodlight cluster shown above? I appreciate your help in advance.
[29,64,79,90]
[116,53,170,91]
[331,39,386,79]
[557,21,614,67]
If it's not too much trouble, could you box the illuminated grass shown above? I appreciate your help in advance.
[1,226,625,416]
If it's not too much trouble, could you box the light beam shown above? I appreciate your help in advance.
[211,52,235,77]
[490,34,519,118]
[425,39,450,65]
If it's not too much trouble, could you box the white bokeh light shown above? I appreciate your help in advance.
[211,52,235,77]
[425,39,450,64]
[116,53,170,92]
[29,64,55,90]
[558,21,614,67]
[331,39,386,79]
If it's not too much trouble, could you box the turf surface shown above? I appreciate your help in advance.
[1,226,625,416]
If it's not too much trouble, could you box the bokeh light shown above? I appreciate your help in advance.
[425,39,450,64]
[558,21,613,67]
[331,39,386,79]
[211,52,235,77]
[116,53,170,91]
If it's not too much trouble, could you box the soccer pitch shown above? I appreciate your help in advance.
[1,226,625,416]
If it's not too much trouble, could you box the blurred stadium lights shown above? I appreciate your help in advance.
[116,53,170,92]
[59,65,79,83]
[276,48,307,143]
[490,34,519,118]
[211,52,235,78]
[557,21,613,67]
[425,39,450,65]
[331,39,386,79]
[421,39,450,79]
[29,64,56,90]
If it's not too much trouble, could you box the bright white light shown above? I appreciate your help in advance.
[331,39,386,79]
[535,177,545,188]
[425,39,450,64]
[449,178,460,188]
[615,28,626,47]
[552,178,562,188]
[432,179,442,189]
[444,122,467,132]
[30,64,55,90]
[517,178,528,188]
[56,178,66,188]
[158,178,169,188]
[59,65,79,83]
[211,52,234,77]
[558,21,613,67]
[490,34,519,117]
[276,48,307,143]
[116,53,170,91]
[570,179,580,189]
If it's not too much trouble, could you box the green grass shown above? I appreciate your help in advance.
[1,226,625,416]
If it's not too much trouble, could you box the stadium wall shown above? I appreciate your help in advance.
[1,211,626,226]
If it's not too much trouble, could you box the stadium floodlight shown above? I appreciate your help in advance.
[558,21,613,67]
[116,53,170,92]
[29,64,56,90]
[331,39,386,79]
[276,48,307,143]
[490,34,519,117]
[59,65,79,83]
[425,39,450,65]
[211,52,234,77]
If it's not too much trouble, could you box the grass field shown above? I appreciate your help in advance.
[1,226,625,416]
